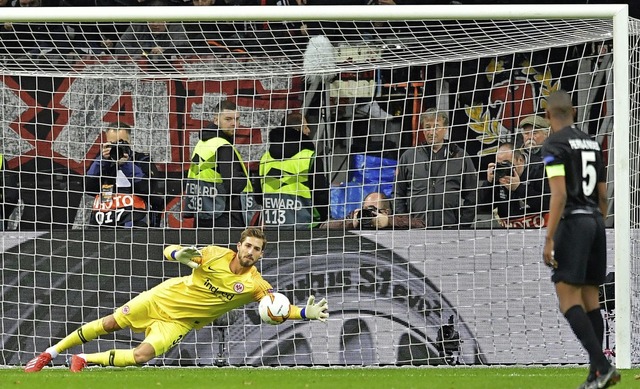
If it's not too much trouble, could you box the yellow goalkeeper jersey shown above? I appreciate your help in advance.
[151,245,273,329]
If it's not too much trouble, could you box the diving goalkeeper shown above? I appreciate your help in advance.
[24,227,329,373]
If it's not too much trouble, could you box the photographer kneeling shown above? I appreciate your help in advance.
[85,123,158,228]
[478,142,550,228]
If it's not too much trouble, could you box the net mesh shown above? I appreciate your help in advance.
[0,19,617,75]
[1,9,639,367]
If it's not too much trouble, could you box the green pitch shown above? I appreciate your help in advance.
[1,366,638,389]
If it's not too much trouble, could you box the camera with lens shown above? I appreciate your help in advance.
[493,161,514,181]
[109,140,132,161]
[358,206,379,229]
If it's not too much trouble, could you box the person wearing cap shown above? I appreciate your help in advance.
[519,115,550,162]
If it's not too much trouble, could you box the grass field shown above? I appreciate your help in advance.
[1,366,639,389]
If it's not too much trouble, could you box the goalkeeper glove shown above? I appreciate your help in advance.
[301,295,329,322]
[166,246,202,269]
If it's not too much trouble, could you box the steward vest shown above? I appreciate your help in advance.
[186,137,253,220]
[259,149,316,228]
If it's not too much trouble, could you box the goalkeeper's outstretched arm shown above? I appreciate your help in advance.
[163,245,203,269]
[288,295,329,322]
[255,282,329,322]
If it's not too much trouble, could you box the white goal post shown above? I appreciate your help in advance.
[0,4,637,369]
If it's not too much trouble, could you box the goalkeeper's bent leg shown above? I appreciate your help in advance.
[84,342,156,366]
[50,318,109,356]
[83,349,137,367]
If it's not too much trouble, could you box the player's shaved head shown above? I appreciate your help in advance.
[240,227,267,250]
[546,90,574,120]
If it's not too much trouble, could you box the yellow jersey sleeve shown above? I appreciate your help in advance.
[288,305,304,320]
[252,272,274,301]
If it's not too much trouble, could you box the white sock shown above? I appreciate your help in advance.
[45,347,59,358]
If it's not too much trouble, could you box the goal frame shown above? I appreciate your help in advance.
[1,4,632,368]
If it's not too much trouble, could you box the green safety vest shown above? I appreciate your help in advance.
[259,149,317,228]
[188,137,252,192]
[185,137,253,221]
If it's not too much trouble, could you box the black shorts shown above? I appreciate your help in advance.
[551,213,607,286]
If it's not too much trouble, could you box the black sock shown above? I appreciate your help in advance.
[586,308,605,378]
[587,309,605,347]
[564,305,610,374]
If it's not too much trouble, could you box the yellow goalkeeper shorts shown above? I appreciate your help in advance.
[113,290,192,357]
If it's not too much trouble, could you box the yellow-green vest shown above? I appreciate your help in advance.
[188,137,252,191]
[259,149,317,228]
[185,137,253,220]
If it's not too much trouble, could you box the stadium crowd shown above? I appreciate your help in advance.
[0,98,555,230]
[1,0,637,61]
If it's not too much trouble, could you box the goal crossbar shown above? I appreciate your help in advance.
[0,4,629,22]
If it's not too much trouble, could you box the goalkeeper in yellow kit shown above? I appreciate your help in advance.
[24,227,329,373]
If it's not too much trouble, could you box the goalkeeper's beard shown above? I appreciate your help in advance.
[239,254,258,268]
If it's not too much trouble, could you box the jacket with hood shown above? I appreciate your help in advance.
[258,126,329,229]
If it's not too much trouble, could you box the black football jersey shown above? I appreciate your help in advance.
[541,125,606,213]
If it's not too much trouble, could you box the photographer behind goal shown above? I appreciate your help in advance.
[85,122,159,227]
[477,142,550,228]
[321,192,392,230]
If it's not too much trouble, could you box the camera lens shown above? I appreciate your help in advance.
[494,161,513,180]
[359,206,378,228]
[109,140,131,160]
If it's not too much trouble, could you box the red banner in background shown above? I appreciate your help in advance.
[1,72,302,174]
[0,62,302,228]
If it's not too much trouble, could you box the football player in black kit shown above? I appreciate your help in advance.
[541,90,620,389]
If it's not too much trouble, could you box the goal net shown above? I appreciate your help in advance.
[1,4,638,368]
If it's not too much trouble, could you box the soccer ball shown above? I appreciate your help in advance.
[258,292,290,325]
